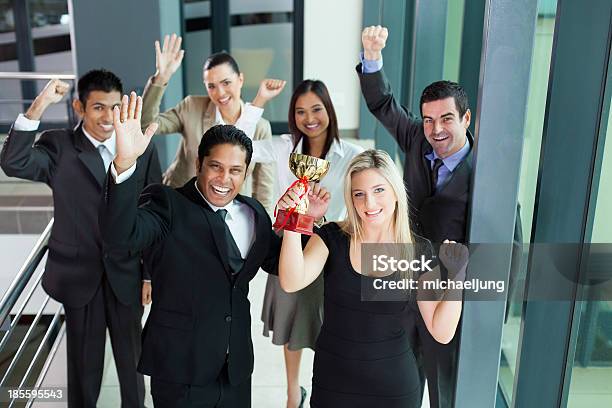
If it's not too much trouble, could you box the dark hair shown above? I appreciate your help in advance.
[288,79,340,159]
[203,51,241,75]
[419,80,469,119]
[197,124,253,167]
[77,69,123,106]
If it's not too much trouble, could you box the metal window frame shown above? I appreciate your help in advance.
[511,1,612,407]
[453,0,539,407]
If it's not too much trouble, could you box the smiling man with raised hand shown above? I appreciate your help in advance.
[356,25,473,408]
[0,71,162,407]
[101,93,328,407]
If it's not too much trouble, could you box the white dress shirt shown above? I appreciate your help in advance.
[193,181,256,258]
[251,134,364,222]
[231,104,365,221]
[214,103,263,139]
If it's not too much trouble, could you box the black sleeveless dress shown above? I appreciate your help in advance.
[311,223,422,408]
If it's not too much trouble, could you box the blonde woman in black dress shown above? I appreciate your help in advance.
[277,149,467,407]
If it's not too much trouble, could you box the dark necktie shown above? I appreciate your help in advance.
[431,158,444,192]
[217,209,244,276]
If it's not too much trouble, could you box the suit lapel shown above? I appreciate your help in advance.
[180,180,233,280]
[74,125,106,188]
[180,181,268,284]
[202,99,218,131]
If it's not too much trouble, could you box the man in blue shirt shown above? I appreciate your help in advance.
[357,25,474,408]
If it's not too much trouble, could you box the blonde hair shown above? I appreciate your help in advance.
[339,149,413,246]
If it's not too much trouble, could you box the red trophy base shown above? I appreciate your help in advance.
[273,209,314,235]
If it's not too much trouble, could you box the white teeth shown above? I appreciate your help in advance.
[219,97,230,104]
[212,185,230,195]
[100,124,113,130]
[365,209,382,215]
[305,124,319,129]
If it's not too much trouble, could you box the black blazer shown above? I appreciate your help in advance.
[0,124,162,307]
[99,175,281,387]
[357,65,473,243]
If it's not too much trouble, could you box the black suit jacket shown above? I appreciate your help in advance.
[0,124,161,307]
[357,65,473,243]
[99,175,281,387]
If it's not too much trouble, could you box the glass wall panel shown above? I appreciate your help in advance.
[230,0,293,124]
[566,92,612,408]
[496,0,558,404]
[443,0,465,82]
[0,0,18,123]
[231,22,292,123]
[183,0,212,96]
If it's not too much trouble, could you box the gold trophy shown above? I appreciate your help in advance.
[273,153,330,235]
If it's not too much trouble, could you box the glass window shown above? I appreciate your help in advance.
[230,0,294,125]
[497,0,558,403]
[566,86,612,408]
[183,0,212,96]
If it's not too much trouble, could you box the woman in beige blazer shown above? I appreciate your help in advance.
[140,34,274,212]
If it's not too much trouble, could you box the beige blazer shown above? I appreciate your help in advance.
[141,78,275,213]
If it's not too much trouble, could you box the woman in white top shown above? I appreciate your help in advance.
[252,79,363,408]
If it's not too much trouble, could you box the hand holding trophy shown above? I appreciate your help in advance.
[273,153,330,235]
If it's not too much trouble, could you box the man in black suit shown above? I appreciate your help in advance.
[100,93,328,407]
[0,71,161,407]
[356,26,473,408]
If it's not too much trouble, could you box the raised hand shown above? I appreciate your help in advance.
[306,183,330,221]
[113,92,159,174]
[277,183,306,211]
[252,78,287,108]
[25,79,71,120]
[438,240,469,282]
[361,25,388,61]
[153,33,185,85]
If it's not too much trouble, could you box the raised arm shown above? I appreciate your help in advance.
[0,79,70,184]
[358,26,421,153]
[141,33,186,134]
[417,241,468,344]
[278,183,331,292]
[100,92,169,252]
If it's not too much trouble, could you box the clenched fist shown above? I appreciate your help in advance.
[25,79,71,121]
[362,25,388,61]
[252,78,287,108]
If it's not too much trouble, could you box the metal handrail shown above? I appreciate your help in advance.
[27,322,66,408]
[0,295,51,387]
[0,268,46,353]
[0,72,76,81]
[11,306,63,408]
[0,219,53,330]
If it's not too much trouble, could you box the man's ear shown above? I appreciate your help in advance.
[463,109,471,128]
[72,98,85,118]
[195,158,202,173]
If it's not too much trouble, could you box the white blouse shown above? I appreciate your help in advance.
[251,134,364,222]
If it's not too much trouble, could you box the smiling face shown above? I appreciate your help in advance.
[203,63,244,113]
[351,168,397,228]
[195,143,248,207]
[72,90,121,142]
[422,97,470,159]
[294,91,330,144]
